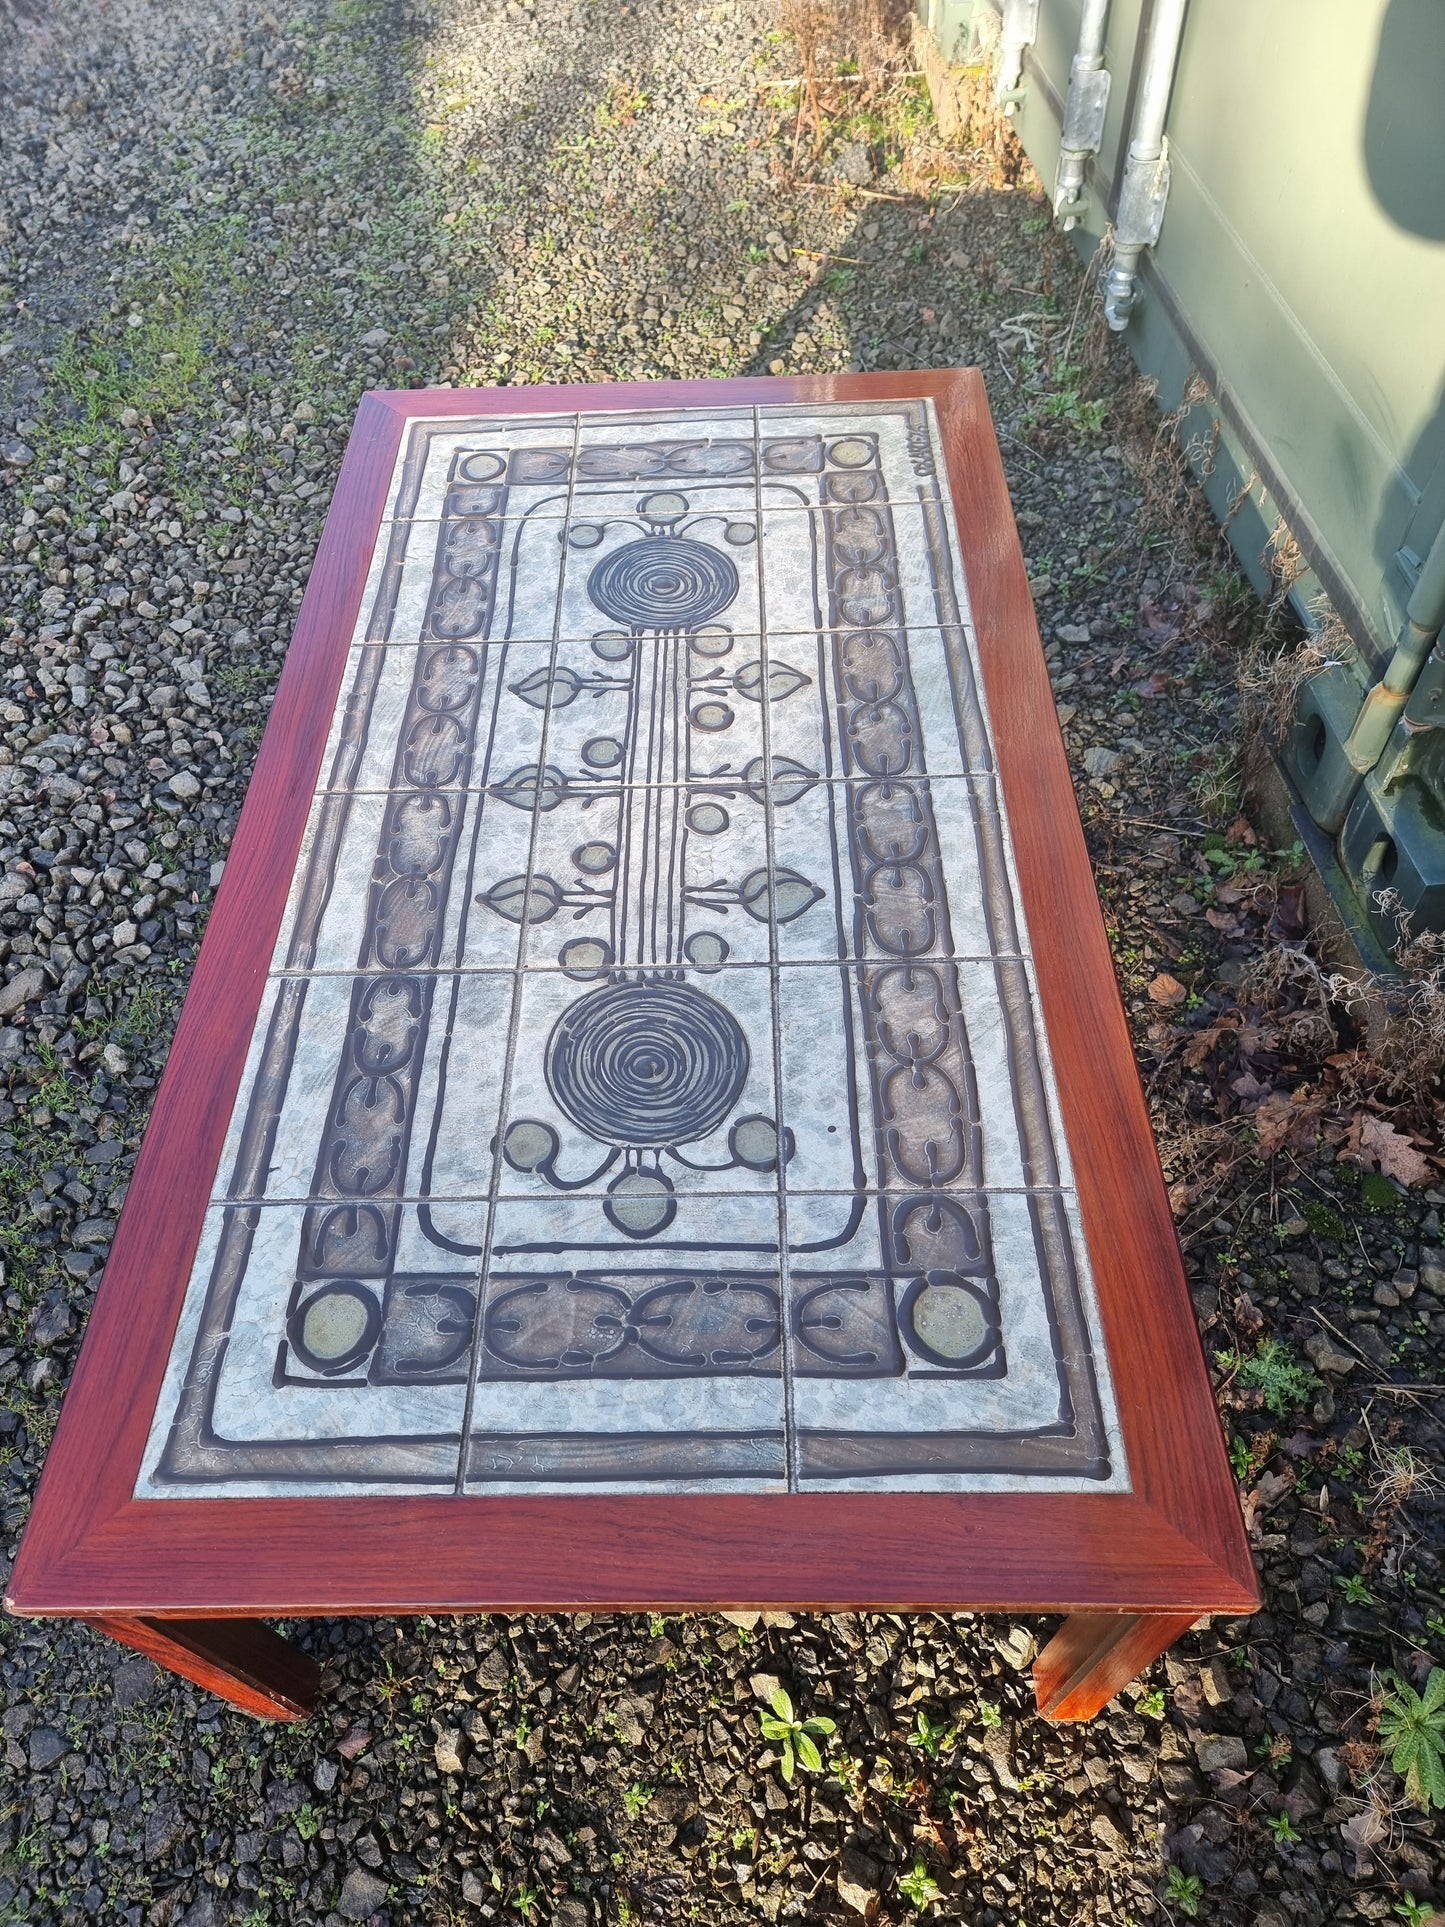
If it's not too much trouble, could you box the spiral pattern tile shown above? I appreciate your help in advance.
[587,535,739,631]
[546,981,748,1147]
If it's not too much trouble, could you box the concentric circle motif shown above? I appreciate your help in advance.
[587,536,739,631]
[546,980,749,1148]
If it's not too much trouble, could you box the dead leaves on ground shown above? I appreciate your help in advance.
[1148,952,1442,1219]
[1339,1110,1436,1189]
[1147,972,1188,1008]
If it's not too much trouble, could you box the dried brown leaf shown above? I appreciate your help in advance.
[1181,1025,1224,1068]
[1252,1088,1325,1155]
[1339,1110,1434,1187]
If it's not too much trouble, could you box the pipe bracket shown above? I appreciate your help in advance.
[1060,64,1111,153]
[1115,140,1172,250]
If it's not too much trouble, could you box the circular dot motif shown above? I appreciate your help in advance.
[559,937,613,978]
[606,1171,676,1236]
[683,931,730,970]
[546,980,749,1148]
[691,701,734,732]
[582,736,624,769]
[588,535,739,631]
[567,522,604,548]
[731,1116,781,1169]
[724,522,757,546]
[690,626,733,657]
[503,1119,557,1172]
[901,1276,992,1367]
[828,437,874,467]
[686,802,729,836]
[574,841,617,874]
[289,1283,380,1375]
[639,491,689,523]
[458,452,506,482]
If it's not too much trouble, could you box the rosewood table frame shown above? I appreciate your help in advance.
[6,372,1258,1723]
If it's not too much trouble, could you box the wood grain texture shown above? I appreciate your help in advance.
[1033,1611,1199,1721]
[933,369,1258,1607]
[6,373,1258,1632]
[92,1615,319,1721]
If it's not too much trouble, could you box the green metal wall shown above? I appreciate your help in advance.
[926,0,1445,666]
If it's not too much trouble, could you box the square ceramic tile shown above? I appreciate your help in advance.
[268,787,535,975]
[374,515,572,645]
[785,1189,1125,1491]
[140,395,1121,1499]
[384,414,579,523]
[758,505,949,637]
[762,629,994,780]
[756,405,936,509]
[514,770,775,968]
[135,1203,475,1499]
[496,964,781,1201]
[773,958,1053,1196]
[760,775,1023,966]
[308,641,552,797]
[533,632,768,796]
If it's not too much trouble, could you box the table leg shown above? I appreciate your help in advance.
[1033,1611,1197,1721]
[91,1615,320,1722]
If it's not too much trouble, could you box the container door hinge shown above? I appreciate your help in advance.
[1053,63,1111,227]
[996,0,1040,115]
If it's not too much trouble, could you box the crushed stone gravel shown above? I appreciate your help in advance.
[2,1,1443,1923]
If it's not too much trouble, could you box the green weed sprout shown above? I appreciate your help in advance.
[907,1710,953,1759]
[758,1687,836,1782]
[1378,1668,1445,1810]
[898,1860,941,1910]
[1164,1865,1203,1917]
[1216,1337,1320,1416]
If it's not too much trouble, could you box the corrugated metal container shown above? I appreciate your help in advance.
[917,0,1445,948]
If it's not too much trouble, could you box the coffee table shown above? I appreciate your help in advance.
[6,372,1256,1722]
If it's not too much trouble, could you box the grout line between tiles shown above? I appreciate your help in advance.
[754,402,801,1493]
[208,1184,1082,1208]
[452,412,581,1494]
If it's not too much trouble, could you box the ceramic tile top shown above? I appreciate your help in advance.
[137,397,1126,1498]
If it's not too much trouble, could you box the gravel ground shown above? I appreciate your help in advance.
[2,2,1443,1923]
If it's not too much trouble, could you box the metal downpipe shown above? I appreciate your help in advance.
[1055,0,1112,229]
[1103,0,1190,330]
[1340,518,1445,775]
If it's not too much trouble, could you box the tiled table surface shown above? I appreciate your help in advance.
[140,393,1123,1500]
[8,375,1255,1724]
